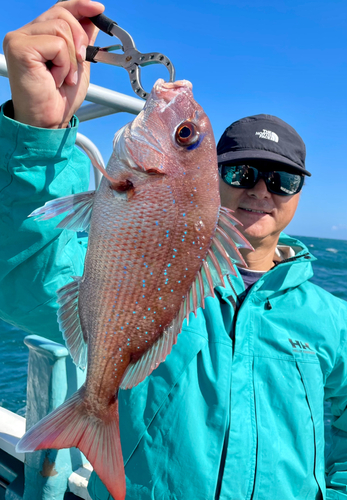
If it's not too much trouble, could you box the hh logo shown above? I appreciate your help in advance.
[288,339,315,355]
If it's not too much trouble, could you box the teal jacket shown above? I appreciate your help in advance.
[1,103,347,500]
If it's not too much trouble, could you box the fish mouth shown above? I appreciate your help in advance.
[152,79,193,103]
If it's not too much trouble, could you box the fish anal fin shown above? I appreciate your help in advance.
[57,277,87,370]
[29,191,95,233]
[120,318,181,390]
[16,388,125,500]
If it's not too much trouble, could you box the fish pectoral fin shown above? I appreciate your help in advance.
[29,191,95,233]
[57,276,87,370]
[16,387,126,500]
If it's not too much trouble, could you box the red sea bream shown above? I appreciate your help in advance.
[16,79,252,500]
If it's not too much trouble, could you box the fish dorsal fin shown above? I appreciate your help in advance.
[56,277,87,370]
[29,191,95,232]
[120,207,252,389]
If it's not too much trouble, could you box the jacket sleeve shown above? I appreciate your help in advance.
[324,303,347,499]
[0,101,89,343]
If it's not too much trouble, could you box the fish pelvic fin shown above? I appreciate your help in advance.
[29,191,95,232]
[57,276,87,370]
[16,387,126,500]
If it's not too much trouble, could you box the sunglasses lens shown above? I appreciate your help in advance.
[221,165,258,188]
[268,171,303,196]
[220,164,304,196]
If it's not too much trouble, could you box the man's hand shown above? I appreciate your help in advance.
[3,0,104,129]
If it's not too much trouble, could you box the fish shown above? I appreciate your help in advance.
[16,79,252,500]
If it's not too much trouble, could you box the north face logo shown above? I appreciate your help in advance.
[288,339,315,354]
[255,129,279,143]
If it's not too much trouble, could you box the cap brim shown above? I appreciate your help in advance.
[217,150,311,176]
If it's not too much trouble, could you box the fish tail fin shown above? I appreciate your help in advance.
[16,387,126,500]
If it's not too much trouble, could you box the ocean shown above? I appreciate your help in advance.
[1,235,346,416]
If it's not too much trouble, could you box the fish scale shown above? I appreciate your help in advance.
[17,79,253,500]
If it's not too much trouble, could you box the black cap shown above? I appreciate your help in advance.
[217,114,311,176]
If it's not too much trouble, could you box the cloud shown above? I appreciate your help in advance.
[332,224,347,231]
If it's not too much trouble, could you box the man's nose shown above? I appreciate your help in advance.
[247,178,271,198]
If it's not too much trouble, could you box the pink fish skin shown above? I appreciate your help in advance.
[17,79,221,500]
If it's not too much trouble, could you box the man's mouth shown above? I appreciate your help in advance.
[239,207,271,215]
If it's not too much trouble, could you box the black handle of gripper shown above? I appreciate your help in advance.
[89,14,117,35]
[86,46,100,63]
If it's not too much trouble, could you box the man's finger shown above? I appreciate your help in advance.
[20,19,80,85]
[39,35,72,88]
[79,17,99,47]
[29,0,104,63]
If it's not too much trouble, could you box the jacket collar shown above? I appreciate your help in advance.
[217,233,316,299]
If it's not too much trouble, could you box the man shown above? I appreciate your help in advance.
[1,1,347,499]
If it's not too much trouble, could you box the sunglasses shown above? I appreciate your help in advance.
[219,163,304,196]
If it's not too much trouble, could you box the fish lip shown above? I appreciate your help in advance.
[152,79,193,105]
[153,79,193,93]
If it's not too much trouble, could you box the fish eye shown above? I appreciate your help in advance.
[175,121,200,147]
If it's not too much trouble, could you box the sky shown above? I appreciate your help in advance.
[0,0,346,240]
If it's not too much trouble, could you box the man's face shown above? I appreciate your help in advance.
[219,175,301,247]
